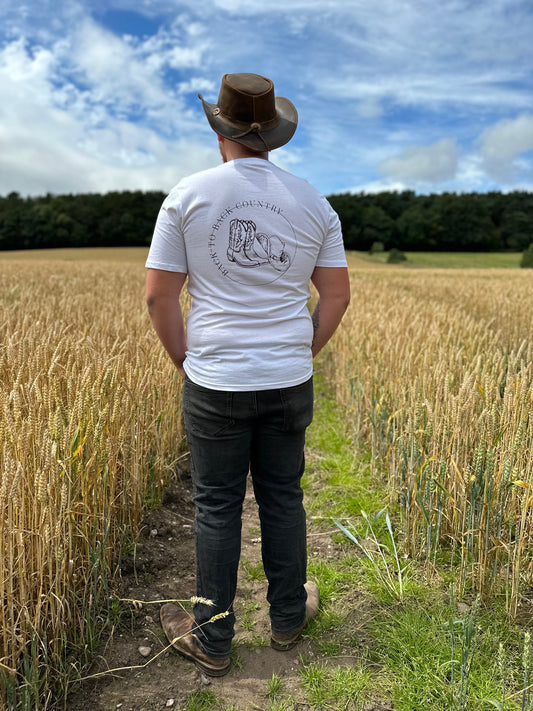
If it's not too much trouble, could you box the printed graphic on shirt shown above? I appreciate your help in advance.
[208,200,297,285]
[227,219,291,271]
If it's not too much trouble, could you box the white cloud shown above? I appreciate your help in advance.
[177,77,216,95]
[477,114,533,183]
[378,139,458,184]
[141,19,209,73]
[0,37,54,81]
[0,113,218,195]
[166,45,206,69]
[0,35,218,195]
[318,72,528,115]
[349,178,410,195]
[70,19,173,110]
[355,98,383,119]
[453,154,489,192]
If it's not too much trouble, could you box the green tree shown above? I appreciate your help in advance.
[397,204,434,250]
[501,210,533,250]
[360,205,395,251]
[0,192,24,250]
[327,193,365,249]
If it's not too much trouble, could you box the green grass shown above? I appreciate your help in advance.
[299,660,374,710]
[304,388,385,521]
[265,672,285,700]
[239,599,259,631]
[354,250,522,268]
[241,558,265,582]
[184,689,220,710]
[370,601,528,711]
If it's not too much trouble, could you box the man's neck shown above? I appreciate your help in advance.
[220,137,268,163]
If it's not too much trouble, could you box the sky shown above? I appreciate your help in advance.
[1,0,532,198]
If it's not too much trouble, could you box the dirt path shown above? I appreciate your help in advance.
[66,452,347,711]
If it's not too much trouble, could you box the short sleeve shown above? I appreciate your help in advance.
[315,203,347,268]
[145,196,188,273]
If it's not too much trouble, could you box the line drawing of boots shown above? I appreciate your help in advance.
[244,221,268,265]
[227,219,291,272]
[228,219,268,267]
[227,218,248,263]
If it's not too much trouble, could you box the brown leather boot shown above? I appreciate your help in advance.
[270,581,320,651]
[160,604,230,677]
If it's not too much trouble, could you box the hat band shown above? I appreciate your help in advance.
[231,122,269,150]
[212,106,281,134]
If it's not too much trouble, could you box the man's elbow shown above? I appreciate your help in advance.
[145,291,163,317]
[145,292,156,311]
[338,287,351,314]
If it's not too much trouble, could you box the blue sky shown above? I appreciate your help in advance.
[1,0,532,197]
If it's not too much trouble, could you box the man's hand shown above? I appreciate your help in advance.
[145,269,188,375]
[310,266,351,358]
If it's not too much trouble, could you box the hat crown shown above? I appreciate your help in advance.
[218,73,277,125]
[198,72,297,151]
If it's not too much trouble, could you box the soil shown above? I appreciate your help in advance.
[66,453,392,711]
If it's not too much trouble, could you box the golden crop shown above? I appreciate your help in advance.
[326,259,533,613]
[1,256,183,704]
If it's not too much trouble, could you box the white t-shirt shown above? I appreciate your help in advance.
[146,157,347,391]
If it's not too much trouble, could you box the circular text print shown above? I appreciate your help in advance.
[208,200,297,285]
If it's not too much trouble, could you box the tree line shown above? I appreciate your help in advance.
[0,191,164,251]
[328,190,533,252]
[1,189,532,252]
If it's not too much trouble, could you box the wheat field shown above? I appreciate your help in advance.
[1,253,182,707]
[328,257,533,613]
[1,250,532,706]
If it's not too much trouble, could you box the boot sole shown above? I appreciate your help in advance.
[270,634,301,651]
[175,645,231,677]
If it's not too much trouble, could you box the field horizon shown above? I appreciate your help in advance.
[0,246,525,269]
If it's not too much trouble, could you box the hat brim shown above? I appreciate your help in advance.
[199,94,298,151]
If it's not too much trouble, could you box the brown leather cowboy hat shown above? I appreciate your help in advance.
[198,73,298,152]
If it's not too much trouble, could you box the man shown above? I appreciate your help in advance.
[145,73,350,677]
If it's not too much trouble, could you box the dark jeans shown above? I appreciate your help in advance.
[182,375,314,658]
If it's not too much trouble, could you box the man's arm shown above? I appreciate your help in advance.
[310,266,351,358]
[145,269,188,376]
